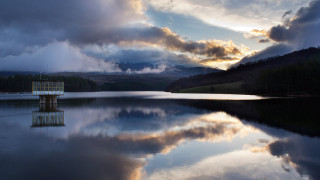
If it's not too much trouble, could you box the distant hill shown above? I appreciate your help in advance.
[0,75,98,92]
[49,65,220,91]
[50,66,218,91]
[166,47,320,95]
[0,65,220,91]
[105,63,220,77]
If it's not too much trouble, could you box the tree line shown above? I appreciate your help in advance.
[244,61,320,95]
[0,75,99,92]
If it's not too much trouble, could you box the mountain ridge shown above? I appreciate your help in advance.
[166,47,320,95]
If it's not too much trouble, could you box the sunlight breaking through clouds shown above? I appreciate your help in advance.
[0,0,317,71]
[145,0,310,32]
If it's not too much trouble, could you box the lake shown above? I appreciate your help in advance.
[0,91,319,180]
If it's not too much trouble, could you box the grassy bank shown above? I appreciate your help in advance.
[178,81,246,94]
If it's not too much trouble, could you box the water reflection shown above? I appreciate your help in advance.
[32,104,64,128]
[0,97,319,180]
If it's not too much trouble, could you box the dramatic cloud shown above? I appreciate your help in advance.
[83,26,244,59]
[200,57,242,70]
[125,64,167,74]
[282,10,293,18]
[0,0,246,71]
[258,39,270,43]
[269,0,320,48]
[88,47,197,66]
[0,0,147,72]
[0,41,121,72]
[239,0,320,64]
[0,0,145,50]
[1,0,315,71]
[146,0,310,32]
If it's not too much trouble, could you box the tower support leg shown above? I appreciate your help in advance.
[39,95,57,104]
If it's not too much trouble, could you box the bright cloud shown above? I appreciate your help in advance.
[0,41,121,72]
[145,0,310,32]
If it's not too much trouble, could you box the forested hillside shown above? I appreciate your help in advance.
[166,47,320,96]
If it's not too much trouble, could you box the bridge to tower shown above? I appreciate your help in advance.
[32,80,64,104]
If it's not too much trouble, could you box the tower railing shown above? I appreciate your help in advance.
[32,80,64,104]
[32,80,64,95]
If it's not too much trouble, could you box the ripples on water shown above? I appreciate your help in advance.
[0,92,319,180]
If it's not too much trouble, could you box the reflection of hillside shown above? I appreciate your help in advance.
[31,104,64,128]
[178,98,320,136]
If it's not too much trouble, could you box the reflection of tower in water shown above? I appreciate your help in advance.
[32,104,65,128]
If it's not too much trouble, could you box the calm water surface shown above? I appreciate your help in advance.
[0,92,319,180]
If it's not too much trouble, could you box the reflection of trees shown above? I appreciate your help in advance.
[179,98,320,136]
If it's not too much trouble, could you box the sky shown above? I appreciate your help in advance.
[0,0,319,72]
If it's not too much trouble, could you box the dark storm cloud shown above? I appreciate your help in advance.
[258,39,270,43]
[268,25,293,42]
[0,0,143,36]
[0,0,144,57]
[269,0,320,47]
[240,0,320,64]
[282,10,292,18]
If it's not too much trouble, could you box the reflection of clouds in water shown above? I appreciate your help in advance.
[50,106,169,138]
[268,135,320,180]
[124,107,167,117]
[74,106,171,136]
[65,112,252,157]
[2,98,319,180]
[140,112,320,179]
[144,150,302,180]
[116,112,254,154]
[0,122,145,180]
[0,110,255,180]
[58,105,192,137]
[56,107,122,138]
[65,111,254,156]
[68,107,254,143]
[71,110,257,158]
[0,111,251,180]
[241,134,320,180]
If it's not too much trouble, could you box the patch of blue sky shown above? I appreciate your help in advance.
[146,7,271,51]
